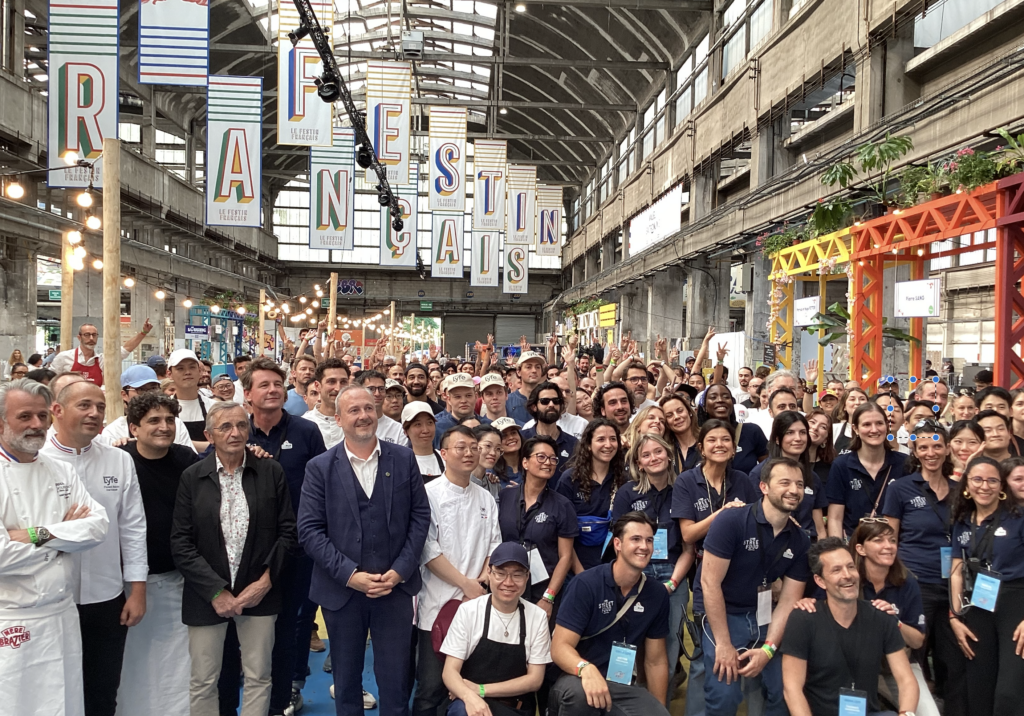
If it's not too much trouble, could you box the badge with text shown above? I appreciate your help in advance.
[971,572,1001,612]
[757,586,773,626]
[607,642,637,685]
[653,528,668,561]
[940,547,952,579]
[527,546,549,584]
[838,687,867,716]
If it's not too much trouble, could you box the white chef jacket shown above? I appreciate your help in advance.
[97,416,196,452]
[521,413,589,440]
[417,476,501,630]
[50,346,130,375]
[233,380,245,405]
[302,408,344,449]
[378,414,411,447]
[41,438,148,605]
[0,449,108,616]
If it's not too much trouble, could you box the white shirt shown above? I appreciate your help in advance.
[97,415,196,452]
[522,413,589,440]
[441,595,552,665]
[416,452,445,479]
[41,437,148,605]
[215,457,249,588]
[233,380,245,405]
[377,414,411,447]
[345,440,381,498]
[0,449,108,615]
[302,408,344,449]
[745,408,777,438]
[418,476,502,630]
[50,345,130,375]
[177,394,213,423]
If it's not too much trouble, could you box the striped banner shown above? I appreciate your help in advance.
[365,61,412,185]
[428,107,467,212]
[277,0,332,146]
[472,139,506,231]
[536,185,563,257]
[380,164,418,268]
[505,165,537,246]
[470,231,500,287]
[206,76,262,228]
[503,244,529,294]
[309,127,355,250]
[139,0,209,86]
[431,212,463,279]
[48,0,119,188]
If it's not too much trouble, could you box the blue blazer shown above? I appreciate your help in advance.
[297,440,431,611]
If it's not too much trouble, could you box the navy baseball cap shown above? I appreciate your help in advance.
[490,542,530,570]
[146,354,167,368]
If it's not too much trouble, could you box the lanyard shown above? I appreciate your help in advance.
[868,463,894,518]
[753,505,790,587]
[968,509,1004,566]
[703,467,728,512]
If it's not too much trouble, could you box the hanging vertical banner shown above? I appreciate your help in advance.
[536,185,563,257]
[139,0,209,86]
[503,244,529,294]
[380,164,418,268]
[431,213,463,278]
[48,0,119,188]
[427,107,467,212]
[206,76,262,228]
[309,127,355,250]
[365,61,412,185]
[470,231,500,287]
[505,165,537,246]
[473,139,506,231]
[277,0,333,146]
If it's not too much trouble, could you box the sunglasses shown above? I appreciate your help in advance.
[859,516,890,525]
[537,397,562,406]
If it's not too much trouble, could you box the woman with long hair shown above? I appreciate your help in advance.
[687,371,707,393]
[832,387,869,453]
[1005,455,1024,505]
[949,457,1024,716]
[493,418,523,485]
[555,418,627,572]
[873,392,905,439]
[622,404,666,451]
[469,425,503,500]
[806,407,837,487]
[660,392,700,474]
[949,421,985,479]
[695,383,768,475]
[7,349,22,367]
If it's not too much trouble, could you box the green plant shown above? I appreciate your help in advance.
[946,148,997,193]
[855,132,914,206]
[995,128,1024,176]
[760,225,806,257]
[808,197,853,237]
[821,161,856,190]
[803,302,920,346]
[897,162,949,207]
[566,298,610,316]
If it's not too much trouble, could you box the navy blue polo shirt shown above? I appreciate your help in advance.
[882,473,956,585]
[693,501,811,614]
[520,426,578,475]
[733,423,769,475]
[248,410,327,514]
[506,390,531,425]
[555,467,620,570]
[433,411,492,448]
[611,482,682,563]
[825,450,908,535]
[952,507,1024,581]
[746,462,827,538]
[497,483,578,575]
[670,466,759,555]
[556,562,670,675]
[864,574,926,633]
[671,440,701,474]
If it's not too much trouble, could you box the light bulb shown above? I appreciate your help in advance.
[514,3,525,12]
[70,258,84,271]
[67,230,82,245]
[183,299,193,308]
[281,303,290,313]
[63,151,79,166]
[305,307,314,315]
[123,277,135,288]
[499,107,508,115]
[155,290,166,300]
[383,309,390,315]
[210,305,221,314]
[314,284,321,291]
[77,190,93,208]
[315,290,323,297]
[85,215,101,230]
[236,306,246,315]
[92,259,103,270]
[6,182,24,199]
[72,245,87,259]
[299,296,307,304]
[266,300,275,308]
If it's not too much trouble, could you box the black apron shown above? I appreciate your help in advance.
[182,396,208,442]
[460,598,535,716]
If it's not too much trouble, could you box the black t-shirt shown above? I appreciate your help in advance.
[122,442,200,574]
[781,599,905,716]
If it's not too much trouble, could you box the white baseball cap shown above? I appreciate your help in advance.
[401,401,436,426]
[168,348,201,367]
[385,379,405,392]
[492,417,520,432]
[443,373,475,392]
[479,373,507,391]
[517,351,544,367]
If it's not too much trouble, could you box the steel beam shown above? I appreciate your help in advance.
[513,0,710,8]
[262,127,612,142]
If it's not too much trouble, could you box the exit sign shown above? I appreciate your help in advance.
[48,290,61,301]
[321,298,331,308]
[420,301,433,311]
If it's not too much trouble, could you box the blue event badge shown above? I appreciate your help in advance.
[971,572,1001,612]
[940,547,952,579]
[838,688,867,716]
[606,642,637,685]
[653,528,668,560]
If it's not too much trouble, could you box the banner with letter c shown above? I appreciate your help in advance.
[380,165,419,268]
[428,107,467,212]
[503,244,529,294]
[309,127,355,250]
[431,213,464,278]
[473,139,506,231]
[206,76,262,227]
[536,185,563,257]
[366,61,412,185]
[505,165,537,246]
[277,0,332,146]
[470,231,500,287]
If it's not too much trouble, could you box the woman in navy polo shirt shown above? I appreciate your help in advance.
[806,407,836,488]
[660,392,700,475]
[949,457,1024,716]
[695,383,768,475]
[555,418,627,573]
[826,402,908,538]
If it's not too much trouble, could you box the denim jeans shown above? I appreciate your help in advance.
[700,612,784,716]
[642,561,688,703]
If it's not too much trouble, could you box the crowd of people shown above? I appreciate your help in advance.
[1,322,1022,716]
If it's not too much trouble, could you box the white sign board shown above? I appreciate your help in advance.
[794,296,820,327]
[185,325,209,339]
[894,278,941,318]
[628,184,682,256]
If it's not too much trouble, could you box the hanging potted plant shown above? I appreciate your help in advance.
[994,128,1024,177]
[946,147,998,193]
[803,302,920,346]
[820,133,914,219]
[808,196,853,237]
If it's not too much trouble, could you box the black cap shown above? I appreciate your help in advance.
[490,542,530,570]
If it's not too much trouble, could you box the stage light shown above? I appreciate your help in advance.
[356,144,373,169]
[392,218,404,232]
[376,185,390,206]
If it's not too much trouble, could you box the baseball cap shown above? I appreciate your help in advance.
[146,354,167,369]
[120,364,159,389]
[213,373,234,386]
[385,379,405,392]
[443,373,475,391]
[517,351,544,367]
[489,542,530,570]
[401,401,436,426]
[168,348,201,367]
[479,373,506,391]
[491,417,519,433]
[818,388,840,401]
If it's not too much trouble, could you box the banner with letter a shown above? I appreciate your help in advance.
[139,0,208,86]
[503,244,529,294]
[473,139,506,232]
[366,61,412,185]
[206,76,262,227]
[428,107,466,212]
[536,185,563,257]
[431,213,463,278]
[48,0,119,188]
[380,165,418,268]
[505,165,537,246]
[309,127,355,250]
[277,0,332,146]
[470,231,500,287]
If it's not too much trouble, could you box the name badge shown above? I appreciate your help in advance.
[281,440,293,450]
[607,642,637,685]
[653,528,668,560]
[527,546,549,584]
[838,687,867,716]
[940,547,952,579]
[971,572,1001,612]
[757,586,772,626]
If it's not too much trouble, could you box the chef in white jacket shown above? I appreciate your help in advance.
[42,380,148,716]
[0,378,109,716]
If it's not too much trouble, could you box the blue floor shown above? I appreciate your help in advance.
[298,640,380,715]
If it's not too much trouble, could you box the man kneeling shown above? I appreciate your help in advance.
[549,512,670,716]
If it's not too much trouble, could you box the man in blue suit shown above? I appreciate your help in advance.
[297,383,431,716]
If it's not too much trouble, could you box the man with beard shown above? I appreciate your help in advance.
[0,379,109,716]
[51,320,153,386]
[433,373,491,449]
[522,374,588,440]
[593,382,635,433]
[520,382,578,475]
[623,361,658,411]
[302,358,349,449]
[96,365,195,451]
[576,352,591,380]
[199,360,214,399]
[506,352,545,424]
[168,349,214,451]
[697,458,811,716]
[284,355,318,416]
[405,364,443,415]
[354,370,411,448]
[43,381,148,716]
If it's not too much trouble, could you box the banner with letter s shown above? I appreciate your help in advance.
[470,231,500,287]
[503,244,529,294]
[277,0,332,146]
[505,165,537,246]
[473,139,506,231]
[309,127,355,250]
[206,76,262,227]
[536,185,563,257]
[431,213,463,279]
[366,61,412,185]
[428,107,467,212]
[380,165,419,268]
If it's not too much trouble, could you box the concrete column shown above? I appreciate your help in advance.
[0,245,37,360]
[9,0,25,77]
[141,99,157,159]
[685,257,730,349]
[883,23,920,117]
[601,233,617,272]
[571,258,584,287]
[854,47,884,133]
[752,115,792,188]
[691,162,720,222]
[185,121,197,185]
[743,255,772,367]
[585,247,600,279]
[648,266,686,345]
[773,0,793,26]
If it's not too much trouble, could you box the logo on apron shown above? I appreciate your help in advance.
[0,626,31,649]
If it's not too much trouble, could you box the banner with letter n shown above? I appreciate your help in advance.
[380,164,419,268]
[503,244,529,294]
[536,185,563,257]
[505,165,537,246]
[139,0,208,86]
[431,212,464,279]
[48,0,119,188]
[470,230,500,287]
[473,139,506,232]
[366,61,412,185]
[309,127,355,250]
[206,76,262,227]
[277,0,332,146]
[428,107,467,212]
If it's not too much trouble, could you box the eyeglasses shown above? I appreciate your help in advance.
[212,421,250,434]
[537,397,562,406]
[450,445,480,456]
[492,570,528,584]
[366,386,386,394]
[968,476,1001,488]
[530,453,557,464]
[626,376,649,384]
[859,516,890,525]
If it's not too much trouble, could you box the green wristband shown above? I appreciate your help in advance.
[479,684,486,698]
[212,589,223,602]
[27,527,37,545]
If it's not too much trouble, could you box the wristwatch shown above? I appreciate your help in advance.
[33,526,52,547]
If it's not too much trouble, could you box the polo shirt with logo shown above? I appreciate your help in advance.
[520,426,578,475]
[825,450,908,535]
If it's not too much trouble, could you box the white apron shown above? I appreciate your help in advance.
[115,571,190,716]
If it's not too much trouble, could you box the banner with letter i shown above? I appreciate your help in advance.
[139,0,209,86]
[505,165,537,246]
[206,76,262,227]
[536,185,563,257]
[277,0,332,146]
[470,231,500,287]
[309,127,355,250]
[503,244,529,294]
[428,107,467,212]
[473,139,506,231]
[380,165,419,268]
[48,0,119,188]
[431,213,464,278]
[366,61,412,185]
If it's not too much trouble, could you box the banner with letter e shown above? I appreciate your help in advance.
[366,61,412,185]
